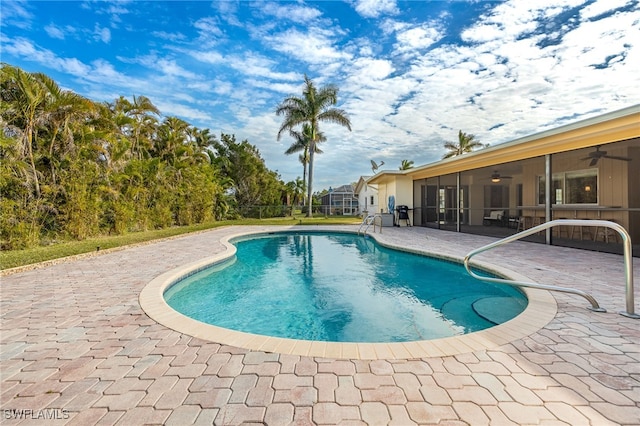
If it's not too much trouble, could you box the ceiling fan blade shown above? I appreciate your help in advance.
[603,155,632,161]
[589,157,598,166]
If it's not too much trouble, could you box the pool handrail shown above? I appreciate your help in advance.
[464,219,638,319]
[358,214,382,235]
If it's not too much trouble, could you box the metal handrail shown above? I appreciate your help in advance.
[358,214,382,235]
[357,215,370,235]
[464,219,638,318]
[361,214,381,235]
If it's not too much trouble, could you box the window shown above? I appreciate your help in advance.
[370,195,374,205]
[538,174,563,204]
[538,169,597,205]
[566,170,597,204]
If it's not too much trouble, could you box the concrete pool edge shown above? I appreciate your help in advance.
[139,226,558,360]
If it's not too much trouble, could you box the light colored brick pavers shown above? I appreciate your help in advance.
[1,225,639,425]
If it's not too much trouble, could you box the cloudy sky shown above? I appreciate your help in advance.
[2,0,639,189]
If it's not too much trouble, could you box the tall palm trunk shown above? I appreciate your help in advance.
[302,147,308,207]
[306,142,315,217]
[25,123,41,198]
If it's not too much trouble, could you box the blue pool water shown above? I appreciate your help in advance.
[165,232,527,343]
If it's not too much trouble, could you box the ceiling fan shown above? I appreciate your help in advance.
[490,171,512,183]
[582,146,632,166]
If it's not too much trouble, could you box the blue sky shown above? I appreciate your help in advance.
[2,0,639,189]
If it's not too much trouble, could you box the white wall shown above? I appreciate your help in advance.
[357,183,379,216]
[374,176,414,222]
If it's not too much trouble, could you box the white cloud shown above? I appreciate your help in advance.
[259,2,323,24]
[0,1,33,29]
[120,54,201,81]
[227,54,299,81]
[353,0,399,18]
[194,16,222,35]
[461,23,505,43]
[2,37,87,74]
[394,25,443,54]
[349,57,394,81]
[94,24,111,43]
[194,16,224,46]
[463,1,577,43]
[152,31,187,43]
[88,59,130,85]
[91,0,131,23]
[154,100,213,123]
[213,0,243,27]
[4,37,155,99]
[580,0,632,19]
[193,50,225,65]
[44,24,66,40]
[263,28,352,65]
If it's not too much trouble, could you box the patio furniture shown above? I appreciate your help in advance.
[507,216,520,229]
[516,216,530,232]
[483,210,503,226]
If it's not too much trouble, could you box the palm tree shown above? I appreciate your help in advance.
[94,101,127,172]
[284,123,325,206]
[442,130,483,159]
[0,65,56,198]
[44,90,97,185]
[155,116,190,165]
[113,95,160,160]
[276,75,351,217]
[290,176,306,206]
[399,159,414,170]
[189,127,217,165]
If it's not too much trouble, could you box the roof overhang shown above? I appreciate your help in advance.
[367,171,407,185]
[369,104,639,184]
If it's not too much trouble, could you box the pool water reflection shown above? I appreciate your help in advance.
[165,232,527,343]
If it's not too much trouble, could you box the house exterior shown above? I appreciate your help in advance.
[367,104,640,255]
[319,184,359,215]
[354,176,379,217]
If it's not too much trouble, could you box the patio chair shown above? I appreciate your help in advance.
[483,210,503,226]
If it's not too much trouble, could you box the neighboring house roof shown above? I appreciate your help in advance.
[330,184,355,194]
[354,176,374,194]
[368,104,640,184]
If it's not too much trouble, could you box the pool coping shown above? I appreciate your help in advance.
[139,227,558,360]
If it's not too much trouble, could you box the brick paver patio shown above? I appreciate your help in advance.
[1,225,638,425]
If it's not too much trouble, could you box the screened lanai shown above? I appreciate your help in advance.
[369,105,640,256]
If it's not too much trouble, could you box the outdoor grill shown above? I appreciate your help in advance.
[396,205,411,227]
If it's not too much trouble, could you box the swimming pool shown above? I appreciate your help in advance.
[164,232,527,343]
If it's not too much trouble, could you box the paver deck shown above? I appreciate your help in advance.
[1,225,639,425]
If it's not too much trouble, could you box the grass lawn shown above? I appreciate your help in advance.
[1,216,361,270]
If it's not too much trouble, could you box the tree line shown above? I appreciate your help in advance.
[0,63,291,250]
[1,63,485,249]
